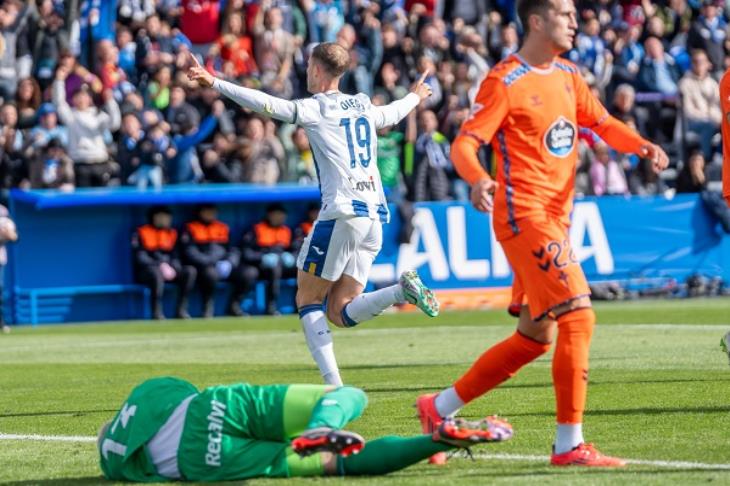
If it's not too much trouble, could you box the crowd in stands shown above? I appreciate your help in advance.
[0,0,727,201]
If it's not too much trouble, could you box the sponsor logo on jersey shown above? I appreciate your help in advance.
[543,116,576,158]
[205,399,227,467]
[349,176,377,192]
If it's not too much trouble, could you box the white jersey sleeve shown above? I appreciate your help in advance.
[293,98,323,127]
[212,78,297,123]
[369,92,421,129]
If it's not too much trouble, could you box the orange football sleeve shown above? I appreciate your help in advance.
[452,76,509,186]
[574,71,648,155]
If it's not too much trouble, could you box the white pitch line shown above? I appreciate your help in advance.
[2,434,729,471]
[0,433,96,443]
[472,452,730,470]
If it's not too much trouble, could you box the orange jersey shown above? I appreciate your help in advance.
[458,55,646,240]
[721,69,730,206]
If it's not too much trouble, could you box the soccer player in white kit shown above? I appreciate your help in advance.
[188,43,439,386]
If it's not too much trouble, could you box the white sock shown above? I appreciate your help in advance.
[341,284,405,326]
[434,386,465,417]
[299,305,343,386]
[554,423,584,454]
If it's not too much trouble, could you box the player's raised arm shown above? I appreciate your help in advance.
[371,71,433,129]
[187,53,297,123]
[573,70,668,173]
[451,75,508,213]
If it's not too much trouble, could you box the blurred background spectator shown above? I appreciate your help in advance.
[240,203,296,315]
[0,0,727,203]
[0,204,16,333]
[132,205,196,320]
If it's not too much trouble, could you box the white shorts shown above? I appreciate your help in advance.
[296,216,382,286]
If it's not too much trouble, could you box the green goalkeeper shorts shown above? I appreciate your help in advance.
[178,383,329,481]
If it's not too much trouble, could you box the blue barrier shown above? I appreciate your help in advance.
[371,196,730,288]
[7,185,730,324]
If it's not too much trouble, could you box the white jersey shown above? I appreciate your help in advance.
[293,92,406,222]
[212,79,421,223]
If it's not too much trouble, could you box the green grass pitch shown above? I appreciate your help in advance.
[1,298,730,485]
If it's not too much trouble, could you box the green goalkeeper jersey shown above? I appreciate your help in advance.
[99,377,199,482]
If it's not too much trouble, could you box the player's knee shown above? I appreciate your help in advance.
[326,306,346,327]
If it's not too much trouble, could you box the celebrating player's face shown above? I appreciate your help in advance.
[543,0,578,53]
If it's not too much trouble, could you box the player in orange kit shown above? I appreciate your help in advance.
[416,0,669,467]
[721,69,730,208]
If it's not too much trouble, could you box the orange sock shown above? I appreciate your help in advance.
[552,308,596,424]
[454,331,551,403]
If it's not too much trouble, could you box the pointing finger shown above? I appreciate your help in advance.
[418,70,429,85]
[189,52,202,68]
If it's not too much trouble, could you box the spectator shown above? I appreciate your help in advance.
[212,11,258,79]
[679,49,722,161]
[0,1,31,100]
[132,206,197,320]
[28,103,69,150]
[687,0,727,75]
[116,26,137,82]
[240,117,285,185]
[375,95,406,203]
[240,203,297,315]
[200,132,237,183]
[180,0,221,57]
[338,14,383,97]
[293,202,319,253]
[287,126,316,184]
[629,157,668,195]
[129,122,173,190]
[589,141,629,196]
[28,1,69,89]
[306,0,345,44]
[637,36,680,143]
[180,204,252,318]
[53,66,121,187]
[412,109,452,202]
[637,36,680,96]
[97,39,134,103]
[57,51,104,102]
[0,205,17,333]
[15,77,41,129]
[253,4,295,99]
[497,23,520,61]
[574,17,608,82]
[167,99,223,184]
[0,103,25,187]
[28,137,74,190]
[146,65,173,110]
[609,84,649,139]
[676,151,708,193]
[166,85,200,131]
[612,23,644,85]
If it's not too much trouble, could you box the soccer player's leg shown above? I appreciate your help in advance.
[311,417,512,477]
[496,219,623,467]
[417,257,551,465]
[329,218,439,328]
[295,218,341,385]
[287,385,368,457]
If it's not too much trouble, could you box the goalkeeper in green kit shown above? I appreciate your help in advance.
[98,377,513,481]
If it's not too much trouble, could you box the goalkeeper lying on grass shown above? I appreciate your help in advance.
[98,377,513,481]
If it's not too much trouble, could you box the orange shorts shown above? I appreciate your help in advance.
[500,218,591,321]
